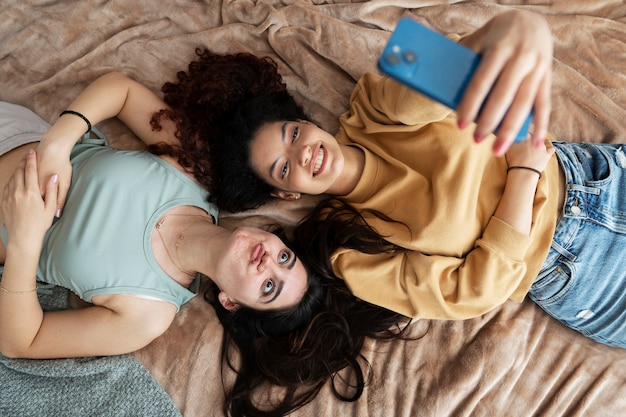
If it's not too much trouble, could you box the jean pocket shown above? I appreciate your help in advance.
[578,143,614,185]
[529,261,574,306]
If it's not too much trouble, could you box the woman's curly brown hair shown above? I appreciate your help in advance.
[148,49,288,192]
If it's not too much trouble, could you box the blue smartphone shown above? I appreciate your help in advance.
[378,17,531,142]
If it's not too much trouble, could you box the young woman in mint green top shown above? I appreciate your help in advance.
[0,74,314,360]
[0,67,408,417]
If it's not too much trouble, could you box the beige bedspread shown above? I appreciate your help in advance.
[2,1,626,416]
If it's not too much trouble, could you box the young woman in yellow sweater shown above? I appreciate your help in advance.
[206,11,626,349]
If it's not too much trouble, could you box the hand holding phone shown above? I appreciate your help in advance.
[378,17,532,143]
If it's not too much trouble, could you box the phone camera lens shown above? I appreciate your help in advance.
[402,51,417,63]
[385,53,401,66]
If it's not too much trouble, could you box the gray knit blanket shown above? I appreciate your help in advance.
[0,285,182,417]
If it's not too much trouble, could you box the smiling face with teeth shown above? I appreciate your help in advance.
[249,120,352,197]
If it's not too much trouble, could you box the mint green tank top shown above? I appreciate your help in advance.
[3,138,218,310]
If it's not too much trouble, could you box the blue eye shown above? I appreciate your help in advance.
[263,279,275,295]
[279,251,290,264]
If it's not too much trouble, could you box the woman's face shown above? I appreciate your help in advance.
[249,120,344,196]
[215,227,309,312]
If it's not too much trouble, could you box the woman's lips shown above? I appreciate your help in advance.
[251,243,265,266]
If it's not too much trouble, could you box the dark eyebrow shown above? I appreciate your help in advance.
[262,253,297,304]
[268,122,288,179]
[287,252,297,270]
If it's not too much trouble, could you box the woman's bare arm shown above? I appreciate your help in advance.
[37,72,178,210]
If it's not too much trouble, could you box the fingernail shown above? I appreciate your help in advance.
[28,148,35,155]
[458,119,469,129]
[474,132,486,143]
[52,174,59,184]
[55,208,63,218]
[493,140,506,156]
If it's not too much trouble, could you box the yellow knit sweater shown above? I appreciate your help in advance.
[330,73,560,319]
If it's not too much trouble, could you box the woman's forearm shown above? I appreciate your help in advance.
[39,72,137,150]
[0,245,44,357]
[35,72,174,208]
[40,71,174,151]
[493,169,540,236]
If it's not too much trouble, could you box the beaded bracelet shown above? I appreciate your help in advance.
[60,109,92,134]
[506,165,542,179]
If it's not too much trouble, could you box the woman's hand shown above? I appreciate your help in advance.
[36,140,72,217]
[2,149,59,252]
[505,138,555,174]
[458,10,553,156]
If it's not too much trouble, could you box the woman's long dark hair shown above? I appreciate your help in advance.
[292,197,403,274]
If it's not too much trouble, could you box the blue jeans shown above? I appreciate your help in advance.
[529,142,626,348]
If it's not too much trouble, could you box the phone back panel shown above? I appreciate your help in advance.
[378,18,480,109]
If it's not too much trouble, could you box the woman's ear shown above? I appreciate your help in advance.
[218,292,240,312]
[271,190,302,200]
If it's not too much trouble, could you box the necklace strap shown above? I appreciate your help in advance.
[155,214,201,278]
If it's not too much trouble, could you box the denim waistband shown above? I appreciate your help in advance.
[532,141,626,348]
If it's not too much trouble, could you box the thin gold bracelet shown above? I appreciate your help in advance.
[0,285,38,294]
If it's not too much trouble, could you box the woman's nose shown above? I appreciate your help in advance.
[298,145,311,166]
[257,253,266,272]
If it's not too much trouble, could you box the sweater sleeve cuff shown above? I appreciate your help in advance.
[480,216,533,260]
